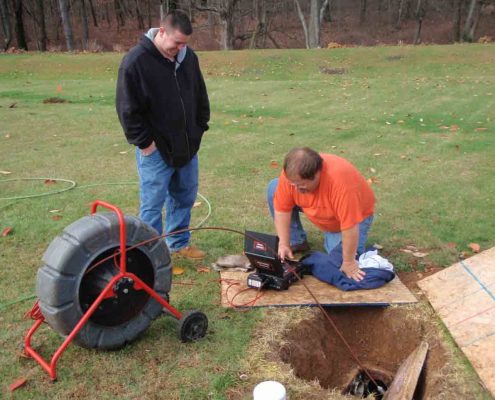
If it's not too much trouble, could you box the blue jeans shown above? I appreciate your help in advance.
[136,149,198,252]
[267,178,374,255]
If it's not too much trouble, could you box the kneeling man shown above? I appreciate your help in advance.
[267,147,375,281]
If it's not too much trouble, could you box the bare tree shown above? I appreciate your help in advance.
[192,0,240,50]
[453,0,463,41]
[250,0,267,48]
[294,0,330,48]
[360,0,367,24]
[14,0,27,49]
[59,0,74,50]
[88,0,98,27]
[413,0,425,44]
[81,0,89,49]
[462,0,480,41]
[0,0,12,50]
[35,0,47,50]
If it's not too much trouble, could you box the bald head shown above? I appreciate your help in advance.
[283,147,323,180]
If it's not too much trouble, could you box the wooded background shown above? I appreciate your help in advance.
[1,0,494,52]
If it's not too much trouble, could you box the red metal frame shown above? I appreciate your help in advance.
[24,200,181,381]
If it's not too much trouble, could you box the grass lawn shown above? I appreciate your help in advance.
[0,44,494,399]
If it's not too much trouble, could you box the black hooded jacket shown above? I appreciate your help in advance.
[116,35,210,167]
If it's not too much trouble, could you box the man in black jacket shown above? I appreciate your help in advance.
[116,10,210,259]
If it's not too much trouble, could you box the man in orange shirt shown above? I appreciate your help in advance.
[267,147,375,281]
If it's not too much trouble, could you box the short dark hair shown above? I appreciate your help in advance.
[162,10,193,35]
[283,147,323,180]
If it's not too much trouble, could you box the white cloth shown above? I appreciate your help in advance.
[358,250,394,272]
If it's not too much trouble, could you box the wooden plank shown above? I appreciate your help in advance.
[418,246,495,397]
[383,341,429,400]
[220,271,417,308]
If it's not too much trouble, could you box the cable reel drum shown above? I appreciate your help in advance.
[27,201,207,379]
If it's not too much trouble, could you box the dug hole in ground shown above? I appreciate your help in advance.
[239,299,485,399]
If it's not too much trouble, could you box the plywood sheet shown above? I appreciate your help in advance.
[220,271,417,308]
[418,247,495,397]
[384,341,429,400]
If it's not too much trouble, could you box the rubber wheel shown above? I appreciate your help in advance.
[178,310,208,342]
[36,212,171,350]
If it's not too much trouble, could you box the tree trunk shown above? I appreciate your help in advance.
[413,0,425,44]
[308,0,319,48]
[0,0,12,50]
[396,0,405,29]
[59,0,74,50]
[294,0,309,48]
[87,0,97,27]
[462,0,478,42]
[160,0,168,22]
[36,0,47,50]
[453,0,463,41]
[135,0,144,29]
[114,0,125,26]
[14,0,27,49]
[360,0,367,24]
[295,0,329,48]
[147,0,151,28]
[250,0,267,49]
[81,0,89,49]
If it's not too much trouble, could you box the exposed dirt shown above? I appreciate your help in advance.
[279,306,450,398]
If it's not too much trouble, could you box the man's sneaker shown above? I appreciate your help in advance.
[290,241,310,253]
[176,245,206,260]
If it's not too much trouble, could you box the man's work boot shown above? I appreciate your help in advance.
[176,245,206,260]
[290,241,310,253]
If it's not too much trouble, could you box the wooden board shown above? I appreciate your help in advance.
[384,341,429,400]
[220,271,417,308]
[418,247,495,398]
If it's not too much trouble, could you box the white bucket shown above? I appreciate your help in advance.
[253,381,287,400]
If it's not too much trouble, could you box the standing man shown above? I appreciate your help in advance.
[116,10,210,259]
[267,147,375,281]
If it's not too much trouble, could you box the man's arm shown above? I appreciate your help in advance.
[116,66,153,150]
[195,56,210,132]
[340,224,365,281]
[274,210,294,260]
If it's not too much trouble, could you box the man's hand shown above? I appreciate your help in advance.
[340,260,366,281]
[141,141,156,156]
[278,243,294,261]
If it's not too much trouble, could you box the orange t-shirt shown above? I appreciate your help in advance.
[274,154,375,232]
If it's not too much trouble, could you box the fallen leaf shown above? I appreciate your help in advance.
[9,378,27,392]
[193,201,202,208]
[172,266,185,275]
[44,179,56,185]
[196,266,210,273]
[0,170,12,175]
[475,127,487,132]
[439,125,449,130]
[119,150,130,154]
[400,248,414,254]
[270,161,279,169]
[56,84,62,93]
[412,251,428,258]
[369,167,376,173]
[5,133,10,138]
[49,209,61,213]
[1,227,13,237]
[468,243,481,253]
[366,176,380,185]
[373,153,382,157]
[51,215,63,221]
[450,125,459,132]
[373,243,383,250]
[446,242,457,249]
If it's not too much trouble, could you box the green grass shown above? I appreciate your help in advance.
[1,44,494,398]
